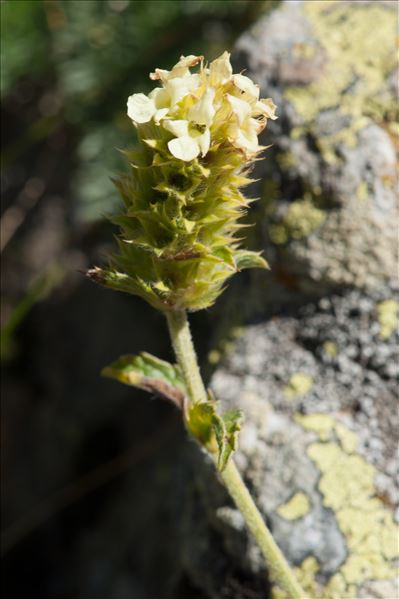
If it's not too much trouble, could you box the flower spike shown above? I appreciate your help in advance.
[89,52,276,312]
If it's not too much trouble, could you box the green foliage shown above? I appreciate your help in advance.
[212,408,243,471]
[103,351,243,469]
[1,0,50,93]
[187,399,243,470]
[102,351,187,409]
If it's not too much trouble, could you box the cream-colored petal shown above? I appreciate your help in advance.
[209,51,233,86]
[173,55,202,71]
[197,129,211,157]
[149,87,170,109]
[234,118,259,154]
[154,108,169,123]
[163,119,189,137]
[188,88,215,126]
[168,136,200,161]
[127,93,156,123]
[233,74,260,100]
[256,98,277,120]
[165,74,201,106]
[227,94,251,125]
[150,55,202,82]
[149,68,169,82]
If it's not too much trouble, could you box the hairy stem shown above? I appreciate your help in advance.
[220,459,304,598]
[165,309,305,599]
[166,310,208,404]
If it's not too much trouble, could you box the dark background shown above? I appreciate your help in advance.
[1,1,276,598]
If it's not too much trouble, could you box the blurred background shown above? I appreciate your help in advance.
[1,1,398,598]
[1,2,275,598]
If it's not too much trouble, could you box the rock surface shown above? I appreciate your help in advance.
[233,0,397,297]
[210,284,398,599]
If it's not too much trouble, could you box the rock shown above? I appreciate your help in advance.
[209,284,398,599]
[233,0,398,295]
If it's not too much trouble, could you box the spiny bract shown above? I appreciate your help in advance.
[88,52,276,311]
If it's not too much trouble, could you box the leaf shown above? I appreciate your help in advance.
[234,250,270,271]
[213,409,244,471]
[186,401,217,446]
[187,397,243,470]
[102,352,187,410]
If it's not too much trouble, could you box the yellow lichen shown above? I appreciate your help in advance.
[376,299,398,339]
[333,422,358,454]
[356,181,369,202]
[294,416,399,598]
[284,2,397,160]
[295,413,336,440]
[282,196,326,240]
[284,373,313,398]
[269,223,288,245]
[277,492,311,520]
[323,340,338,357]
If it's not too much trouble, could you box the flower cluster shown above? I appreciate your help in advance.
[127,52,276,161]
[88,52,276,312]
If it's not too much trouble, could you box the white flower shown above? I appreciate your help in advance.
[127,89,169,124]
[126,52,277,161]
[163,119,210,161]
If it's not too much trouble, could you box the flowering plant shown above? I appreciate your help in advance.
[89,52,276,311]
[88,53,303,599]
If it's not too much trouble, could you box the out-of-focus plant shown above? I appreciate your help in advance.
[88,52,303,598]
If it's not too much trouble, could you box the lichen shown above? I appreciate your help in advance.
[292,414,399,598]
[323,340,338,358]
[284,1,397,162]
[277,492,311,520]
[356,181,368,202]
[284,372,313,398]
[269,195,326,245]
[376,299,398,339]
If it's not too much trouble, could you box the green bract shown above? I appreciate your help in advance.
[88,52,276,311]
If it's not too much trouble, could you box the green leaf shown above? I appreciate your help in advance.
[234,250,270,271]
[102,352,187,410]
[213,409,244,471]
[187,397,243,470]
[186,401,217,446]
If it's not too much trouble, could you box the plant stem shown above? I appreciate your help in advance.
[165,309,305,599]
[166,309,208,404]
[220,459,304,598]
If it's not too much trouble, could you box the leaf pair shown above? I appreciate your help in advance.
[103,352,243,471]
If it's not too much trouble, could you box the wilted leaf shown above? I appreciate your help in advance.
[102,352,187,410]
